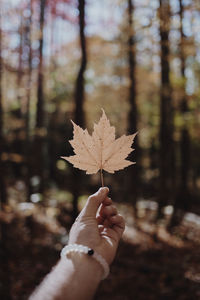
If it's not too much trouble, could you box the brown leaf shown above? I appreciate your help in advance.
[62,109,137,174]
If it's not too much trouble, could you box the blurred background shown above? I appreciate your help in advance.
[0,0,200,299]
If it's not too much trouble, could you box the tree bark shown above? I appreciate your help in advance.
[127,0,138,214]
[157,0,174,219]
[36,0,46,128]
[0,8,6,206]
[34,0,47,195]
[24,0,33,201]
[72,0,87,220]
[17,13,23,116]
[179,0,190,205]
[168,0,190,228]
[74,0,86,127]
[0,11,11,300]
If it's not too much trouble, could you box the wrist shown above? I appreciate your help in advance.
[60,251,102,281]
[61,244,109,280]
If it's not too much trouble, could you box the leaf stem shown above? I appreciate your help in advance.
[100,169,104,187]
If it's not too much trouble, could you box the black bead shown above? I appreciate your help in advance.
[88,249,94,256]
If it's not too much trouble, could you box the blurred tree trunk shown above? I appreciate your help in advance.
[34,0,47,195]
[24,0,33,201]
[169,0,190,228]
[72,0,87,220]
[74,0,86,127]
[0,12,11,300]
[0,10,6,206]
[157,0,174,219]
[17,13,23,116]
[127,0,139,216]
[36,0,46,128]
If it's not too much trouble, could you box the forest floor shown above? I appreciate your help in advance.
[0,189,200,300]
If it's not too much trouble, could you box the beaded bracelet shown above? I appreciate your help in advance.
[60,244,110,280]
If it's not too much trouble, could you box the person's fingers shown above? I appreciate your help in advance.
[97,204,117,225]
[96,213,104,225]
[81,187,109,218]
[96,197,112,223]
[102,197,112,206]
[109,214,125,238]
[98,224,104,233]
[102,209,118,228]
[103,205,117,217]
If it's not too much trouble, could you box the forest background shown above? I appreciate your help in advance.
[0,0,200,299]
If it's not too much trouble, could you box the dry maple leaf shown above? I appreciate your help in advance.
[61,109,137,185]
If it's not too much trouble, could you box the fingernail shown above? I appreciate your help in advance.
[98,187,109,194]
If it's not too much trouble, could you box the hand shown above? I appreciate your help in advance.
[30,187,124,300]
[68,187,125,265]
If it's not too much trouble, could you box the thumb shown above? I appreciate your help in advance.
[82,187,109,218]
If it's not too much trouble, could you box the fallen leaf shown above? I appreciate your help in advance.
[62,109,137,177]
